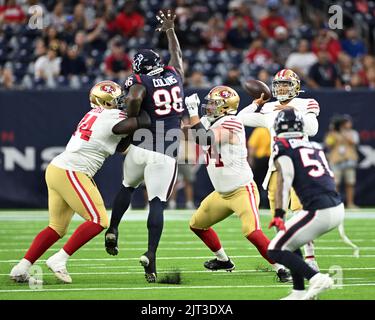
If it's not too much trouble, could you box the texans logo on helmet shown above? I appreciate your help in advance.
[132,54,144,73]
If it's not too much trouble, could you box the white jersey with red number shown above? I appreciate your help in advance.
[205,115,253,194]
[52,107,126,177]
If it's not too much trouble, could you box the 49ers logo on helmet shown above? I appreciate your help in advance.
[100,84,115,93]
[220,90,231,98]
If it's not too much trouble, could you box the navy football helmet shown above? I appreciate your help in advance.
[274,107,304,137]
[132,49,164,76]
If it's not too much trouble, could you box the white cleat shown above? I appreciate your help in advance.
[353,247,360,258]
[281,289,307,300]
[46,255,72,284]
[10,263,43,285]
[306,259,320,272]
[303,273,334,300]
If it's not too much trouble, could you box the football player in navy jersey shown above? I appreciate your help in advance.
[267,108,345,300]
[104,10,184,283]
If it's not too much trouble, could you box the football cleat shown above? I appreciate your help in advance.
[303,273,334,300]
[276,268,292,283]
[105,229,119,256]
[139,251,157,283]
[46,255,72,284]
[281,289,307,300]
[203,258,235,272]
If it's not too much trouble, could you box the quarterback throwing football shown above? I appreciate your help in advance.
[184,86,290,282]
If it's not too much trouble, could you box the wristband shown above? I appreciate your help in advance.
[274,208,286,219]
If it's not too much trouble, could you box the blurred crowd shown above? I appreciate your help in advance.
[1,0,375,90]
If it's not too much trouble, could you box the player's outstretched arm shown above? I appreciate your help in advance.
[124,84,147,117]
[112,110,151,135]
[156,10,184,80]
[237,94,269,128]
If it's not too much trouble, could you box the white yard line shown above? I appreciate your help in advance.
[1,283,375,294]
[0,246,373,253]
[1,266,375,277]
[1,254,375,264]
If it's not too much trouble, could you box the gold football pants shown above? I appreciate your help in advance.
[190,181,261,237]
[45,164,108,237]
[268,171,302,216]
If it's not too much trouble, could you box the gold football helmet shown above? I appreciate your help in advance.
[203,86,240,122]
[89,80,124,109]
[272,69,301,102]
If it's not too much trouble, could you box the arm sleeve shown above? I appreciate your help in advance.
[276,155,295,211]
[302,113,319,137]
[237,107,268,128]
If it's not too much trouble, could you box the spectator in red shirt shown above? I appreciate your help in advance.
[114,0,144,38]
[104,39,132,81]
[0,0,26,24]
[225,0,255,32]
[245,38,273,68]
[259,0,287,38]
[311,28,342,63]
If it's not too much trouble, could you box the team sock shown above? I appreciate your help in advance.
[147,197,166,254]
[268,248,318,290]
[304,241,316,260]
[63,221,103,256]
[214,248,229,262]
[108,186,134,232]
[24,226,61,264]
[247,230,275,264]
[190,227,222,252]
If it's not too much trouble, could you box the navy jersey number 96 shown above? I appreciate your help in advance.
[124,66,185,155]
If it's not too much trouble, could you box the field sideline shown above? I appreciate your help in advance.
[0,209,374,300]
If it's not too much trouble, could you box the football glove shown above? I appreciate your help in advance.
[269,217,286,231]
[185,93,200,117]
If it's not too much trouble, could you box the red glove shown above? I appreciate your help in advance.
[269,217,286,231]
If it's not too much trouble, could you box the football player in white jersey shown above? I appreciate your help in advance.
[237,69,320,271]
[184,86,291,282]
[10,80,150,284]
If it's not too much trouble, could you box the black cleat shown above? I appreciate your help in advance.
[276,268,292,283]
[204,258,235,272]
[139,251,157,283]
[105,229,119,256]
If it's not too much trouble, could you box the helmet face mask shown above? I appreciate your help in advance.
[203,86,240,122]
[272,69,301,102]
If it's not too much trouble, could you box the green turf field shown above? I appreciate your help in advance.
[0,209,374,300]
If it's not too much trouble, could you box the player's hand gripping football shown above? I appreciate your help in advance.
[268,217,286,231]
[156,9,176,32]
[253,93,270,107]
[185,94,200,117]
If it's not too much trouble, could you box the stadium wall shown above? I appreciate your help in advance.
[0,89,374,208]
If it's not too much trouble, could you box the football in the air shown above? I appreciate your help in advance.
[243,79,272,100]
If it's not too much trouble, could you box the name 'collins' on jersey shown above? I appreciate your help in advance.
[124,66,184,157]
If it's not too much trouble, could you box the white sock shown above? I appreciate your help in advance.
[19,258,32,269]
[272,263,284,272]
[214,248,229,261]
[54,249,70,263]
[304,242,315,259]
